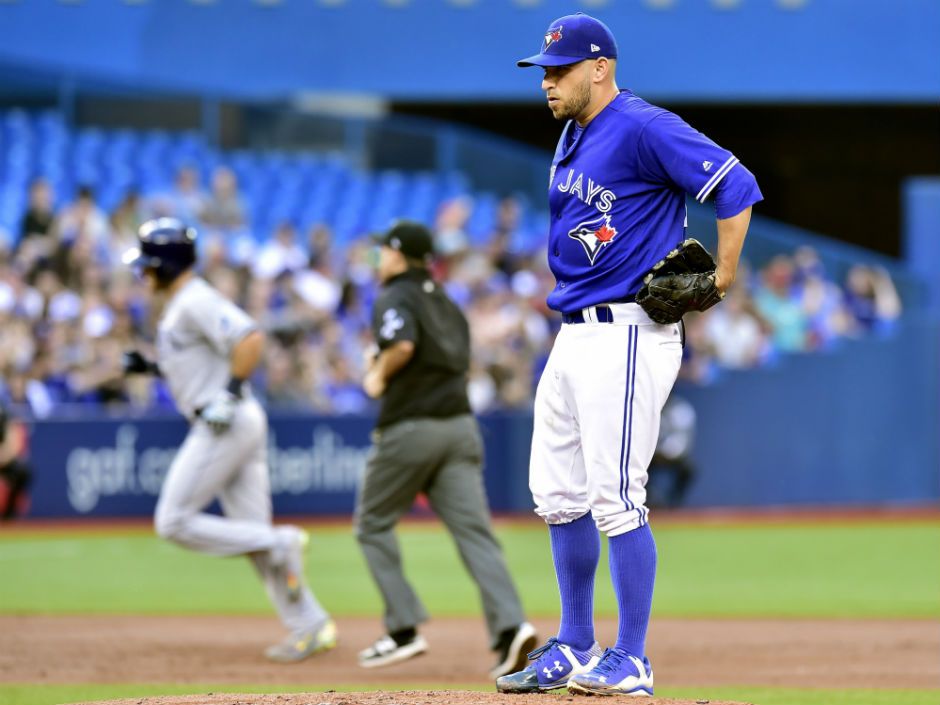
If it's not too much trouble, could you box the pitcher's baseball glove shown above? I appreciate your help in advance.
[636,238,724,325]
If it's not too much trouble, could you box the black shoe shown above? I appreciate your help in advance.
[358,633,428,668]
[489,621,538,679]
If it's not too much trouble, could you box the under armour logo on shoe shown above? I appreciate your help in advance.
[543,660,566,677]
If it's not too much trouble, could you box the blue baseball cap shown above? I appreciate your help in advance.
[517,13,618,68]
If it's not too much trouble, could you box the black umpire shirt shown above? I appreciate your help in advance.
[372,267,472,429]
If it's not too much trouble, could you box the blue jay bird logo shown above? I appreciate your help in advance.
[543,26,563,51]
[568,214,619,265]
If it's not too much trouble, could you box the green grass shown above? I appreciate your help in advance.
[3,683,940,705]
[3,520,937,705]
[1,520,938,618]
[652,522,940,617]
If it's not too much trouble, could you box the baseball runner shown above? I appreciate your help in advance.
[122,218,336,663]
[497,14,762,696]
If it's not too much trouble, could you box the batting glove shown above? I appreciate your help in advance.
[122,350,160,376]
[200,389,239,434]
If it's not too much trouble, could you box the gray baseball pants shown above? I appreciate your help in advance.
[354,413,525,649]
[154,398,328,634]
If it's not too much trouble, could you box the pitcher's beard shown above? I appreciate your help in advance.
[552,80,591,121]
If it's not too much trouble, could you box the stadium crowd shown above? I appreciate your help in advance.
[0,169,902,418]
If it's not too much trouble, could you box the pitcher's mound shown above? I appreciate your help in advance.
[72,691,751,705]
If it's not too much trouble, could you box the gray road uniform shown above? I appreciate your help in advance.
[152,277,329,637]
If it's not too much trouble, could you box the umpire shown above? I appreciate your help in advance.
[355,221,536,678]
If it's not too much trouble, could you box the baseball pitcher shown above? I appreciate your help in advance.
[497,13,763,696]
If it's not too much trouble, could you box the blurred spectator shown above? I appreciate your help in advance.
[0,217,908,414]
[253,223,308,280]
[434,197,471,257]
[307,224,336,270]
[701,287,768,369]
[200,236,236,293]
[791,246,853,348]
[17,179,56,270]
[0,264,43,321]
[263,344,311,408]
[0,403,32,520]
[54,231,101,292]
[494,196,523,252]
[674,325,717,385]
[1,367,54,419]
[148,164,208,223]
[53,185,109,249]
[108,191,145,269]
[0,130,908,415]
[67,335,127,406]
[466,284,540,410]
[0,317,37,374]
[322,355,370,415]
[844,265,902,333]
[486,228,522,278]
[467,361,498,413]
[753,255,809,352]
[647,395,697,509]
[201,166,247,232]
[292,268,342,317]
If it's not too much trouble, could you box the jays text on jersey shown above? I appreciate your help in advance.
[547,89,763,312]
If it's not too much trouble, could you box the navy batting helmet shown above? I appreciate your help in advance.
[123,218,197,283]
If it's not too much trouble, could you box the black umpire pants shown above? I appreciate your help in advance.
[354,413,525,648]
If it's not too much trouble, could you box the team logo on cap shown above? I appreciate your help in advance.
[568,214,619,265]
[543,26,563,51]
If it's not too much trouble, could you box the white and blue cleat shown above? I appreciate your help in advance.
[495,637,602,693]
[567,647,654,697]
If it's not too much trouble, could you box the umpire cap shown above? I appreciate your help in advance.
[373,221,434,260]
[123,217,198,283]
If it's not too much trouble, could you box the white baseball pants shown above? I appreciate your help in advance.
[529,303,683,536]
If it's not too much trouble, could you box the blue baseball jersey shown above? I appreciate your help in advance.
[546,89,763,313]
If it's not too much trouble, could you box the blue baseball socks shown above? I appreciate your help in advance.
[608,522,657,656]
[548,513,600,650]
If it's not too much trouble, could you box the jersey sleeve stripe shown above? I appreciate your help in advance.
[695,156,739,203]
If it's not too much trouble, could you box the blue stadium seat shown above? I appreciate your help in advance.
[0,109,550,256]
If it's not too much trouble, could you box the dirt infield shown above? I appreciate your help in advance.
[69,692,748,705]
[4,614,938,695]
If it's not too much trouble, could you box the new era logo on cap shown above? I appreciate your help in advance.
[591,44,600,52]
